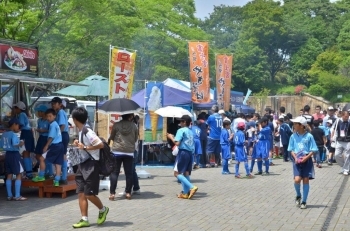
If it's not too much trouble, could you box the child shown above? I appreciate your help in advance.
[39,109,64,186]
[254,117,271,175]
[250,121,260,173]
[2,118,27,201]
[234,122,253,178]
[13,101,35,179]
[310,120,326,168]
[51,97,69,184]
[267,115,275,166]
[33,105,53,178]
[325,120,334,165]
[289,116,318,209]
[220,120,233,174]
[279,116,293,162]
[191,121,202,169]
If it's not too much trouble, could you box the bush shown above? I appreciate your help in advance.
[307,84,325,96]
[276,86,295,95]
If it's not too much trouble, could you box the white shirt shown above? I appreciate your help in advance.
[233,118,245,133]
[79,128,102,160]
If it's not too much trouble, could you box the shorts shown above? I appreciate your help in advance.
[174,149,193,174]
[5,151,24,175]
[247,138,254,148]
[194,139,202,155]
[293,158,315,180]
[46,143,64,165]
[207,138,221,154]
[62,132,69,155]
[34,135,48,155]
[20,129,35,152]
[75,159,100,195]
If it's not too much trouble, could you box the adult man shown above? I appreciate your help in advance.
[206,105,222,167]
[197,113,208,167]
[323,106,337,127]
[71,107,109,228]
[219,109,230,122]
[313,105,324,121]
[302,105,314,129]
[279,106,286,118]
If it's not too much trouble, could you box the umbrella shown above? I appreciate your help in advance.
[99,98,141,114]
[154,106,192,118]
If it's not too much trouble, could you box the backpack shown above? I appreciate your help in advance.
[81,126,116,176]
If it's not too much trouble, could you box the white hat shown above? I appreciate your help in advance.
[218,109,225,114]
[290,116,307,126]
[279,115,285,119]
[62,100,67,108]
[328,106,334,110]
[13,101,26,110]
[223,117,231,122]
[327,119,333,124]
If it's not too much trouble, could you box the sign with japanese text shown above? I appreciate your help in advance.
[188,42,210,103]
[0,41,38,76]
[109,48,136,99]
[216,54,233,111]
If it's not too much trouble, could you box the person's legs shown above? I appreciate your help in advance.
[22,151,33,178]
[283,144,289,161]
[301,178,310,204]
[294,176,302,200]
[32,156,46,181]
[222,159,228,174]
[123,157,134,195]
[109,158,122,195]
[6,174,13,199]
[61,132,69,181]
[132,152,140,192]
[264,158,269,173]
[235,161,240,176]
[342,146,350,172]
[335,142,345,168]
[257,158,263,173]
[54,164,62,185]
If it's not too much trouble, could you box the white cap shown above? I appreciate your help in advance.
[327,119,333,124]
[223,117,231,122]
[290,116,307,126]
[62,100,67,108]
[13,101,26,110]
[218,109,225,114]
[320,111,324,114]
[328,106,334,110]
[279,115,285,119]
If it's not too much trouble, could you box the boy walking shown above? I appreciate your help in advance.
[220,120,233,174]
[311,120,326,168]
[71,107,109,228]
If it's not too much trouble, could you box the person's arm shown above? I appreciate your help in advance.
[57,111,66,132]
[108,123,117,145]
[78,129,103,150]
[168,129,183,146]
[11,134,23,147]
[43,137,53,153]
[301,137,317,163]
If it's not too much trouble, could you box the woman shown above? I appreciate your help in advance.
[108,114,138,200]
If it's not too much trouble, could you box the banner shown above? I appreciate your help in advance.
[109,48,136,99]
[216,54,233,111]
[188,42,210,103]
[243,88,252,105]
[144,83,165,143]
[0,42,38,75]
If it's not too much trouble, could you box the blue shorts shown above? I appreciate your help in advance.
[235,145,248,162]
[194,139,202,155]
[62,132,69,155]
[221,145,231,159]
[174,149,193,174]
[5,151,24,175]
[20,129,35,152]
[34,135,48,155]
[46,143,64,165]
[293,158,315,180]
[207,138,221,154]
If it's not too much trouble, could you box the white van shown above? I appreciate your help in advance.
[76,100,96,124]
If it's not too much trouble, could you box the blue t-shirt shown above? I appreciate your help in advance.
[18,112,30,130]
[197,122,208,140]
[220,128,230,145]
[1,131,20,151]
[234,130,245,146]
[191,125,201,140]
[174,127,194,153]
[207,113,222,140]
[257,126,271,140]
[319,125,330,137]
[37,118,49,136]
[48,121,62,144]
[287,132,318,156]
[55,109,69,133]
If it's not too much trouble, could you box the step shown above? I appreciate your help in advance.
[67,174,75,181]
[44,181,77,199]
[20,179,53,198]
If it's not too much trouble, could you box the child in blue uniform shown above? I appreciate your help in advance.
[51,97,69,184]
[167,115,198,199]
[2,118,27,201]
[191,122,202,169]
[39,109,64,186]
[254,117,271,175]
[220,120,233,174]
[33,105,53,177]
[288,116,318,209]
[13,101,35,179]
[234,122,253,178]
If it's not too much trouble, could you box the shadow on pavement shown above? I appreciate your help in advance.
[129,191,164,200]
[0,217,20,223]
[93,221,133,228]
[307,204,328,209]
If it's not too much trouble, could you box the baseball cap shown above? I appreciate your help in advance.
[50,97,62,104]
[218,109,225,115]
[279,115,285,119]
[13,101,26,110]
[179,115,192,123]
[290,116,307,126]
[327,119,333,124]
[8,118,19,127]
[237,121,245,129]
[328,106,334,110]
[35,105,48,112]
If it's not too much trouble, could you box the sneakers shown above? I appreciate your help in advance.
[300,202,307,209]
[72,219,90,228]
[343,171,349,176]
[59,180,68,185]
[177,193,189,199]
[327,161,333,166]
[295,196,301,207]
[97,206,109,225]
[188,186,198,199]
[316,164,322,168]
[45,174,55,180]
[32,176,45,182]
[118,190,141,196]
[54,180,60,187]
[254,172,262,175]
[222,171,230,175]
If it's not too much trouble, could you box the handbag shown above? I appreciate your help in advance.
[67,147,91,166]
[331,119,339,148]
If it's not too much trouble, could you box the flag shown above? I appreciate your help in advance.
[243,88,252,105]
[215,54,233,111]
[188,42,210,103]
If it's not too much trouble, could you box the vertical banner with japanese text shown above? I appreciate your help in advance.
[108,47,136,138]
[188,42,210,103]
[216,54,233,111]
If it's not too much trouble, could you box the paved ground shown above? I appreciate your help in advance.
[0,159,349,231]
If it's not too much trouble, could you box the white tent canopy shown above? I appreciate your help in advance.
[163,78,214,99]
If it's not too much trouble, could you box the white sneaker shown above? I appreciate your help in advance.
[343,171,349,176]
[118,191,126,196]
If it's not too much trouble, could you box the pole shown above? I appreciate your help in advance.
[141,79,148,170]
[95,96,98,135]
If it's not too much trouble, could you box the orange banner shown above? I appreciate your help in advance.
[216,55,233,111]
[188,42,210,103]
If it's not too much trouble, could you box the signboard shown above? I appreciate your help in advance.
[215,54,233,111]
[0,41,38,75]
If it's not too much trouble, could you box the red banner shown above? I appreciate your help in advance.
[216,55,233,111]
[0,43,38,75]
[188,42,210,103]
